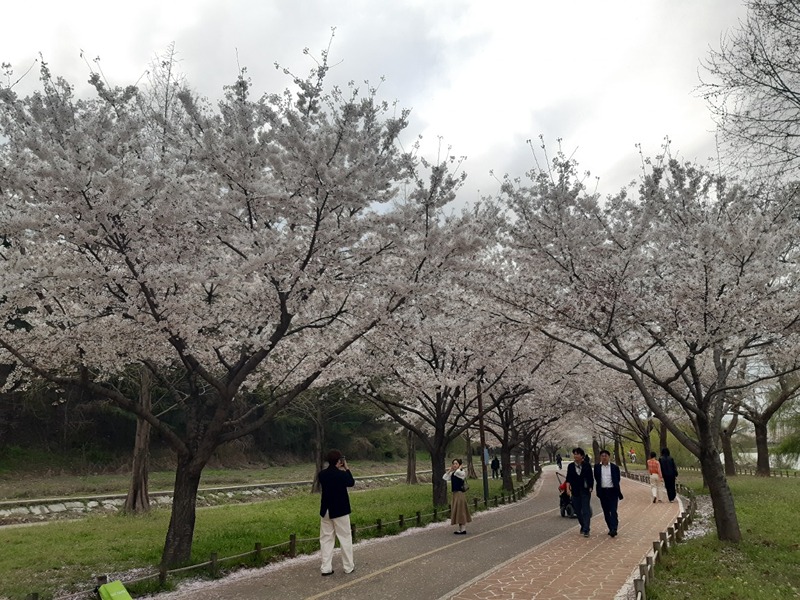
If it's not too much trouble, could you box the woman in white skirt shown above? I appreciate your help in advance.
[443,458,472,534]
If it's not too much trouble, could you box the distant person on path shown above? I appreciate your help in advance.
[647,451,665,503]
[443,458,472,534]
[565,447,594,537]
[556,453,562,470]
[593,449,623,537]
[659,448,679,503]
[318,449,355,576]
[491,456,500,478]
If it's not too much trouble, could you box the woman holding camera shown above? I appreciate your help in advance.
[443,458,471,535]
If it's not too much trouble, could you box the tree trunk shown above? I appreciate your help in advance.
[659,420,668,453]
[160,455,204,567]
[500,447,514,491]
[753,420,771,477]
[124,367,152,513]
[591,438,601,465]
[431,446,449,507]
[406,430,418,484]
[721,427,737,476]
[464,433,478,478]
[311,411,324,493]
[517,451,525,481]
[699,437,742,542]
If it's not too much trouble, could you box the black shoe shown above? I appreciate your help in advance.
[610,530,618,537]
[454,530,467,535]
[582,531,589,538]
[321,571,334,576]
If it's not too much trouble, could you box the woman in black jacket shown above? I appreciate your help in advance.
[659,448,679,503]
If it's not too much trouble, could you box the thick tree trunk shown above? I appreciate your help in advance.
[699,439,741,542]
[659,420,668,453]
[124,367,152,513]
[406,430,418,484]
[753,420,771,477]
[517,452,525,481]
[431,446,449,507]
[160,455,204,567]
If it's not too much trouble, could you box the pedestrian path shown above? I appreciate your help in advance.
[152,466,679,600]
[444,468,680,600]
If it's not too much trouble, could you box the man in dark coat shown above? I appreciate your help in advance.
[594,449,624,537]
[318,449,355,576]
[659,447,679,502]
[565,447,594,537]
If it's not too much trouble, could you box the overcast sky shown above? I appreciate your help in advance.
[3,0,749,204]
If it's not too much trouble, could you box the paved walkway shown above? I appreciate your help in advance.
[151,466,679,600]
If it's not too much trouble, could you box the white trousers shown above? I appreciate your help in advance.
[649,473,665,501]
[320,511,354,574]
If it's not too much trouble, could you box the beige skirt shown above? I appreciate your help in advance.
[450,491,472,525]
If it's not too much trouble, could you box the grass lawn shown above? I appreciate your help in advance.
[648,474,800,600]
[0,473,514,600]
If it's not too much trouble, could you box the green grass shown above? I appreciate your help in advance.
[648,475,800,600]
[0,473,512,600]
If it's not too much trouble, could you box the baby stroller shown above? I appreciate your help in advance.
[556,472,576,518]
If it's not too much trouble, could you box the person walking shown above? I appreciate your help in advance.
[593,449,623,537]
[556,453,562,470]
[565,447,594,537]
[659,447,679,503]
[491,456,500,479]
[318,449,355,576]
[443,458,472,534]
[647,451,666,503]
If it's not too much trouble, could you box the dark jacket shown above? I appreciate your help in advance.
[594,462,623,500]
[659,456,678,479]
[318,465,355,519]
[565,459,594,495]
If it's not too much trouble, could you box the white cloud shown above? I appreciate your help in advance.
[2,0,750,202]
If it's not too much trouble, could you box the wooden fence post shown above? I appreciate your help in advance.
[289,533,297,558]
[210,552,219,578]
[416,511,421,526]
[254,542,263,562]
[399,514,404,528]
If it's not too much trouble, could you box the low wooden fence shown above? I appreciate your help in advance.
[30,474,539,600]
[621,472,697,600]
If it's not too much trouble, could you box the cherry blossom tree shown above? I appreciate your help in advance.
[487,149,800,542]
[0,52,460,566]
[701,0,800,180]
[354,287,547,507]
